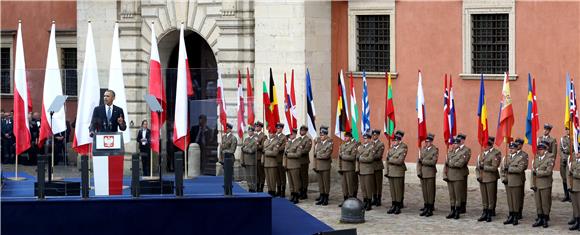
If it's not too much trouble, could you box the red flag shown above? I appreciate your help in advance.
[217,73,228,130]
[283,72,292,130]
[246,68,255,126]
[290,69,297,129]
[13,21,31,155]
[443,74,450,147]
[237,70,245,138]
[149,22,166,153]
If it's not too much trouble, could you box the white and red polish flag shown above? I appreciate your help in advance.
[39,22,67,148]
[173,23,190,151]
[73,22,101,155]
[13,21,31,155]
[148,22,166,154]
[217,72,228,130]
[237,70,245,138]
[108,22,130,143]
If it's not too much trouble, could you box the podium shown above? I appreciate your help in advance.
[92,132,125,196]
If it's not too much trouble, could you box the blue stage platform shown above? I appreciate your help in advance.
[1,173,333,235]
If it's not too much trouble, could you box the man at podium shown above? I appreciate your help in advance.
[90,90,127,135]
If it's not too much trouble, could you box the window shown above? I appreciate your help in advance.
[61,48,77,96]
[356,15,389,73]
[471,14,509,74]
[1,48,10,94]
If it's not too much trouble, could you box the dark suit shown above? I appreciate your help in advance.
[137,128,151,176]
[90,105,127,133]
[1,118,15,163]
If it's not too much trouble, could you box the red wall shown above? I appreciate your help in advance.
[1,1,77,120]
[332,1,580,167]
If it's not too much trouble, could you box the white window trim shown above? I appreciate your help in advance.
[348,1,396,78]
[461,1,517,80]
[1,31,14,95]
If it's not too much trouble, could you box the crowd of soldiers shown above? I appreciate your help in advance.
[223,120,580,230]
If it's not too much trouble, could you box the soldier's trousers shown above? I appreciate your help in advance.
[421,177,436,204]
[479,181,497,209]
[461,176,468,203]
[244,165,257,191]
[277,164,286,189]
[534,187,552,215]
[257,162,265,186]
[300,163,309,190]
[287,168,301,193]
[317,170,330,194]
[388,177,405,202]
[374,170,383,196]
[341,171,357,197]
[572,191,580,217]
[507,186,523,212]
[448,180,463,207]
[265,167,279,192]
[360,174,375,199]
[561,162,569,185]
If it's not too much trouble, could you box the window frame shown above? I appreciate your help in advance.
[55,30,77,97]
[0,31,15,95]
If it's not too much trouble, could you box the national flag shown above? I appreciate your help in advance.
[237,70,245,138]
[268,68,280,132]
[569,75,580,153]
[416,70,427,147]
[39,22,67,148]
[495,72,515,146]
[443,74,450,147]
[290,69,298,129]
[361,71,370,134]
[335,70,351,139]
[384,72,396,139]
[525,74,540,154]
[108,23,130,143]
[283,72,292,133]
[477,74,489,148]
[73,22,101,155]
[306,69,317,138]
[448,75,457,141]
[566,74,571,130]
[148,22,166,154]
[13,21,31,155]
[217,72,227,131]
[246,68,255,126]
[172,24,190,151]
[262,75,272,129]
[349,72,360,141]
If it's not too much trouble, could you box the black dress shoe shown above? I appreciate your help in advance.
[503,213,514,225]
[446,207,455,219]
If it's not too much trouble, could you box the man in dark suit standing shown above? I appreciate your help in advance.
[137,120,151,176]
[90,90,127,135]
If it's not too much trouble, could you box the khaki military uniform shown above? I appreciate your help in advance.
[220,132,238,162]
[502,151,528,214]
[263,136,281,193]
[276,133,287,194]
[532,152,554,216]
[561,136,571,185]
[339,139,358,198]
[357,143,376,199]
[372,140,385,198]
[517,150,529,214]
[457,145,472,206]
[418,145,438,205]
[386,142,407,203]
[569,157,580,217]
[241,135,258,191]
[297,135,313,195]
[476,147,501,210]
[315,139,333,194]
[284,138,302,194]
[446,146,469,207]
[256,131,267,191]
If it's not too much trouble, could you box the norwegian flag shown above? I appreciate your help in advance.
[443,74,451,147]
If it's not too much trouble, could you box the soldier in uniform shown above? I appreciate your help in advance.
[569,149,580,230]
[297,125,313,199]
[502,141,528,225]
[371,129,385,206]
[386,130,407,215]
[219,123,237,164]
[275,123,287,197]
[358,131,375,211]
[338,132,358,207]
[445,137,468,219]
[263,129,281,196]
[476,136,501,222]
[456,133,471,214]
[314,126,333,206]
[538,123,557,156]
[284,128,301,204]
[531,141,555,228]
[514,138,528,220]
[561,126,572,202]
[241,126,258,192]
[418,133,438,217]
[254,122,267,192]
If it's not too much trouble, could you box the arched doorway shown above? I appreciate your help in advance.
[158,29,218,175]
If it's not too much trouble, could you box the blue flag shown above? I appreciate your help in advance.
[361,71,370,134]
